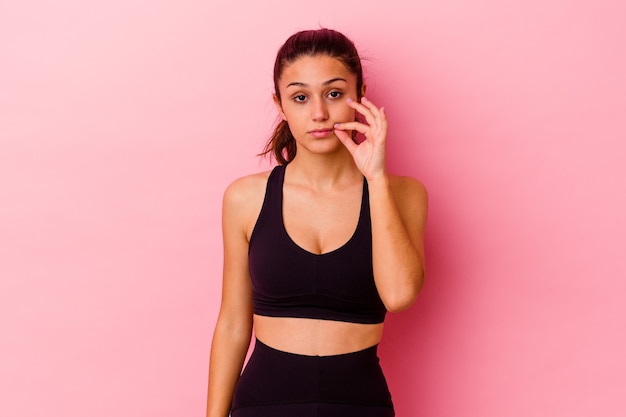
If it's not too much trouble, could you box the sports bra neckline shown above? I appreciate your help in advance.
[277,164,368,257]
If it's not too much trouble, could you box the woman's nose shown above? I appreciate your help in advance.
[311,98,329,121]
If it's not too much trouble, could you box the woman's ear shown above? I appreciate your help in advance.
[273,94,287,121]
[360,84,367,99]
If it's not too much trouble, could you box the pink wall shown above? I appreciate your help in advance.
[1,1,624,416]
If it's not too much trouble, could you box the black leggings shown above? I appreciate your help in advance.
[231,339,395,417]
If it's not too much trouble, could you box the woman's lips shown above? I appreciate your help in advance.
[309,128,333,138]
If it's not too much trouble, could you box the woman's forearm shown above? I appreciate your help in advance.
[206,316,252,417]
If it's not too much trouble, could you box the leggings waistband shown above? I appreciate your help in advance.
[254,338,380,358]
[231,338,394,416]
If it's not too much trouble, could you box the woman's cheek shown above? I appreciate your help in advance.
[334,103,355,123]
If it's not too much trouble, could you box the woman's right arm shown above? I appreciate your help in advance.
[206,178,260,417]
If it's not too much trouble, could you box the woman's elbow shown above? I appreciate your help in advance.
[382,271,424,313]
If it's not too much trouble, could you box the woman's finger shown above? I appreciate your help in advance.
[347,98,377,127]
[333,127,359,154]
[360,97,383,122]
[334,121,369,135]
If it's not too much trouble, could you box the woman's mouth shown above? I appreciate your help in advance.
[309,128,334,138]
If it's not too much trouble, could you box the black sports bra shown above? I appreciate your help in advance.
[248,164,387,324]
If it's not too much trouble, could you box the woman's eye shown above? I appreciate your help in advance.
[293,95,307,102]
[328,91,343,99]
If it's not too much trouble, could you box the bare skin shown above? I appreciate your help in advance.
[206,54,427,417]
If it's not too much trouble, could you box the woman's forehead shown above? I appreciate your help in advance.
[279,55,356,88]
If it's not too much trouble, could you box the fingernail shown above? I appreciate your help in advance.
[334,123,340,128]
[346,98,353,103]
[362,97,368,102]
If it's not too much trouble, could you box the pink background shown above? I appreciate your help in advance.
[1,1,625,416]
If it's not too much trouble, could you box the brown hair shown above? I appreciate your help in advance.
[261,28,364,164]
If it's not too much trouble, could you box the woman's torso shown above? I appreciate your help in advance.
[245,165,385,356]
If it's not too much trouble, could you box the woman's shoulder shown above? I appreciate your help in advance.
[387,174,428,220]
[222,169,274,216]
[388,174,428,201]
[225,170,272,196]
[222,169,276,237]
[389,175,428,229]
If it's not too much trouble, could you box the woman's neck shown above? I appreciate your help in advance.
[285,150,362,191]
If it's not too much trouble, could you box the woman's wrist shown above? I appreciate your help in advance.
[365,171,391,188]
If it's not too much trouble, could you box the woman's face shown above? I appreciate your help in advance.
[274,54,363,156]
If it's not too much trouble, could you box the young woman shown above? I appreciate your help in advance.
[207,28,427,417]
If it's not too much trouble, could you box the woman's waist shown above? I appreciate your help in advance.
[253,314,384,356]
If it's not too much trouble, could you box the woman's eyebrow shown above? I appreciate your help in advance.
[286,77,348,88]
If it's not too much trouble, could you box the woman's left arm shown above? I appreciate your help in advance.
[367,174,427,312]
[334,97,428,312]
